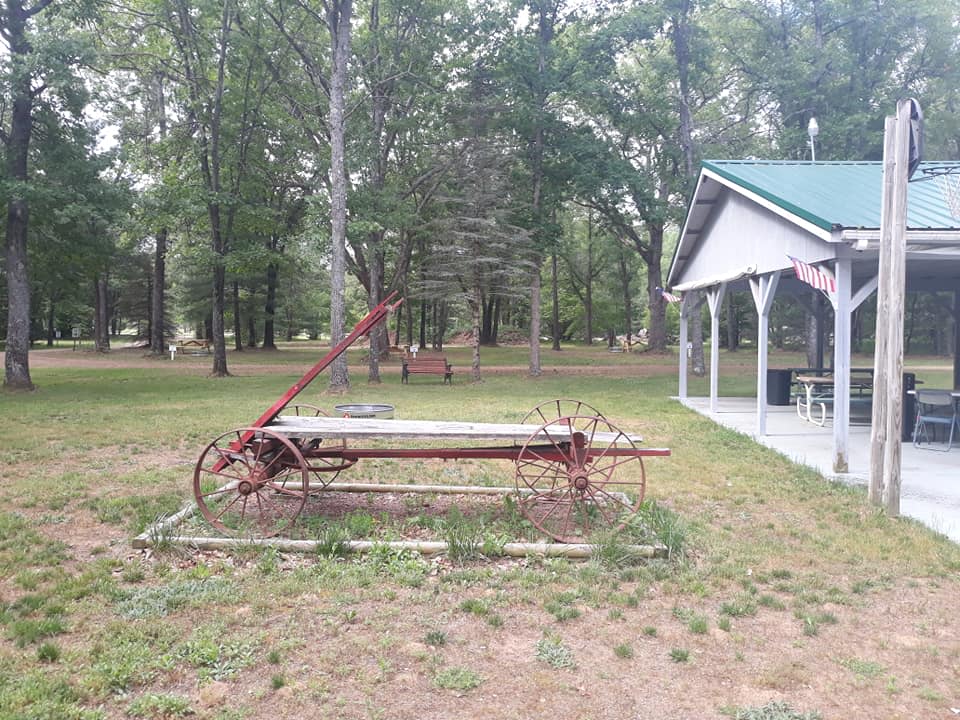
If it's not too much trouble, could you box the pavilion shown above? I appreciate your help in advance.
[667,160,960,472]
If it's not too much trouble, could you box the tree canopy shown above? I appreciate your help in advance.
[3,0,959,388]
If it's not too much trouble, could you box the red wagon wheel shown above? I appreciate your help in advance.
[515,415,646,543]
[278,404,355,490]
[194,427,309,536]
[520,399,606,426]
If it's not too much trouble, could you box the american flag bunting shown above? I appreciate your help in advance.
[788,256,836,293]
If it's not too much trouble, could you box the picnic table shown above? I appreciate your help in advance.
[176,339,211,354]
[795,372,874,426]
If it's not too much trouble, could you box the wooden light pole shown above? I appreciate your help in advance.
[868,99,915,515]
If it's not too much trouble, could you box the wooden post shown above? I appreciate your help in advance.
[869,102,910,513]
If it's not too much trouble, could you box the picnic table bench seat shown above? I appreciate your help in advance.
[402,354,453,384]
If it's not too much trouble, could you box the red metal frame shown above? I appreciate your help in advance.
[216,291,401,469]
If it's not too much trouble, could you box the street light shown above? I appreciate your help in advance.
[807,117,819,162]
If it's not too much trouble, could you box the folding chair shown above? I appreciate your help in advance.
[912,390,960,451]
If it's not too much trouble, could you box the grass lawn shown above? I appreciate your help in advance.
[1,343,958,719]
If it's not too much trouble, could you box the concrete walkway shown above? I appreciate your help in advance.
[678,397,960,544]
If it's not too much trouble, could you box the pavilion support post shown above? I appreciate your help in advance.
[750,271,781,437]
[678,293,691,399]
[832,258,852,472]
[869,103,910,514]
[706,284,726,413]
[954,290,960,391]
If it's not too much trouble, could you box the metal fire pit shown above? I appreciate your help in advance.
[334,403,395,419]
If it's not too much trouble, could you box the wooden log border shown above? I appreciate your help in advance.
[133,482,665,560]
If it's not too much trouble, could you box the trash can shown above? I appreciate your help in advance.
[766,369,793,406]
[902,373,916,441]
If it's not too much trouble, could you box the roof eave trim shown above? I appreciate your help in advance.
[673,265,758,292]
[668,167,711,286]
[701,163,835,241]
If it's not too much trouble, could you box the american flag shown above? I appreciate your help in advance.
[788,256,836,293]
[657,287,681,303]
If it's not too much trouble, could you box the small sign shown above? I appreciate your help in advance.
[55,330,61,339]
[72,327,81,339]
[409,344,419,358]
[168,344,178,360]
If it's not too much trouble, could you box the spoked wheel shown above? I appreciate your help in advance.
[515,415,646,543]
[194,427,308,536]
[278,405,354,491]
[521,399,606,426]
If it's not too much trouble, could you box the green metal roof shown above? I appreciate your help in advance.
[702,160,960,230]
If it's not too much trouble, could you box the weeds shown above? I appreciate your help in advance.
[424,630,447,647]
[720,596,758,618]
[535,633,576,669]
[721,700,821,719]
[669,648,690,663]
[838,657,884,679]
[434,667,482,691]
[459,598,489,616]
[315,524,349,558]
[115,577,234,619]
[545,592,581,622]
[87,493,183,534]
[443,509,483,563]
[128,693,192,718]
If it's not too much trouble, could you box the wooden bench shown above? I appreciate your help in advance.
[402,355,453,384]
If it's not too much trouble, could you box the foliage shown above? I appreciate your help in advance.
[535,633,576,669]
[721,701,821,720]
[434,666,483,691]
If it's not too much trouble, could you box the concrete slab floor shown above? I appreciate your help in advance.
[678,396,960,544]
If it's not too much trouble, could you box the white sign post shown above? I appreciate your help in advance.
[169,344,178,361]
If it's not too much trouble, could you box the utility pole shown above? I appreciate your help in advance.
[868,100,912,515]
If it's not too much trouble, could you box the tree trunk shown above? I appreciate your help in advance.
[247,312,257,348]
[691,294,706,376]
[211,260,228,374]
[805,304,818,367]
[367,242,383,384]
[618,251,633,347]
[419,300,427,348]
[584,280,593,345]
[3,0,38,390]
[551,249,561,351]
[94,275,111,352]
[232,280,243,351]
[264,261,277,349]
[529,268,542,374]
[491,297,501,345]
[46,298,56,347]
[725,294,737,351]
[149,228,168,355]
[327,0,353,392]
[470,289,481,382]
[645,222,668,352]
[481,295,493,345]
